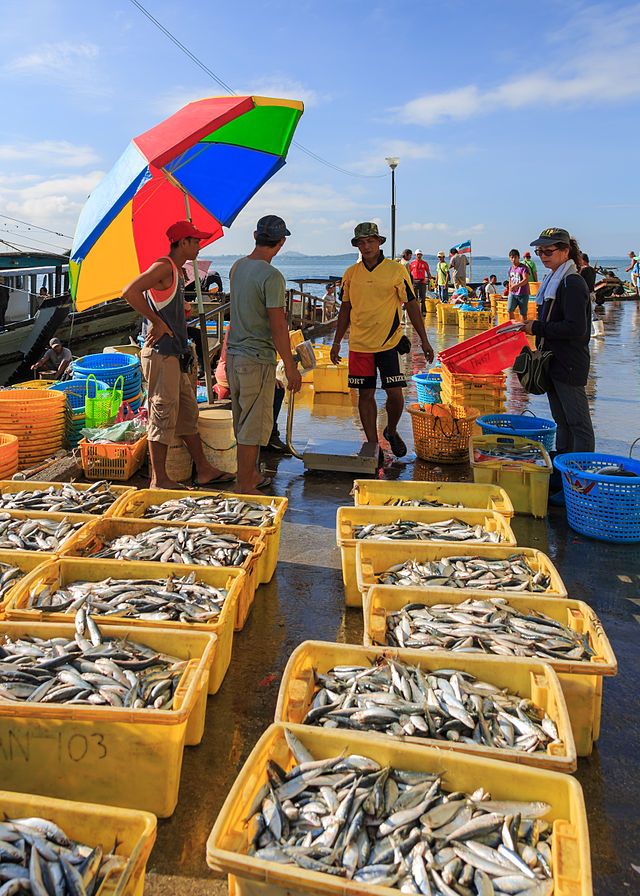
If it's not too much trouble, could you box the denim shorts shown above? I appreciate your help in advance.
[508,293,529,316]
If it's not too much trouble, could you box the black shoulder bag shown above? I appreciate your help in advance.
[513,294,557,395]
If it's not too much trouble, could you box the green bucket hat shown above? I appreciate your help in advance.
[351,222,386,247]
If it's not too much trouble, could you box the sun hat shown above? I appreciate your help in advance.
[351,222,386,246]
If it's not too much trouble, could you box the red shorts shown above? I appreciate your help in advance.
[348,347,407,390]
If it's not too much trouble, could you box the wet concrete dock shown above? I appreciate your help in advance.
[51,300,640,894]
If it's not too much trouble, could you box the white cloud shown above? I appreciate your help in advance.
[354,139,442,175]
[154,77,320,117]
[0,171,105,240]
[339,217,383,231]
[397,5,640,126]
[6,42,98,76]
[400,222,450,232]
[0,141,100,168]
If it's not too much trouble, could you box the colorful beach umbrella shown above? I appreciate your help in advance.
[70,95,304,311]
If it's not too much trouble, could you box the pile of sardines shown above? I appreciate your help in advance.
[379,555,551,593]
[0,816,127,895]
[141,494,276,527]
[0,611,187,708]
[382,498,463,508]
[87,526,255,567]
[303,657,560,754]
[0,515,84,552]
[473,444,547,466]
[0,562,26,602]
[28,571,228,623]
[353,519,501,544]
[0,480,120,514]
[384,598,594,662]
[249,730,555,893]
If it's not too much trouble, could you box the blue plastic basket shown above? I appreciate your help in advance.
[412,372,442,405]
[477,413,557,452]
[73,353,140,376]
[554,452,640,543]
[49,378,109,411]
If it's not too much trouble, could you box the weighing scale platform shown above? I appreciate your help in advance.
[302,438,379,474]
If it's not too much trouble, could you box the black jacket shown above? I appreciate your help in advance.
[531,273,591,386]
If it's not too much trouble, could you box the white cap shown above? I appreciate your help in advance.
[416,249,423,255]
[437,250,445,257]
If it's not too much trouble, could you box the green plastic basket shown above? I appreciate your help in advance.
[84,374,124,428]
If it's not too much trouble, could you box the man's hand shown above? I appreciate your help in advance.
[285,363,302,393]
[523,320,536,335]
[330,342,341,365]
[421,339,435,363]
[145,319,173,347]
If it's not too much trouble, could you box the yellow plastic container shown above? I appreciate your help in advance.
[352,479,514,518]
[313,362,349,393]
[471,434,553,518]
[355,541,567,601]
[457,308,493,331]
[6,556,246,695]
[275,640,576,771]
[11,379,58,389]
[0,549,55,617]
[57,516,266,631]
[0,509,95,552]
[436,302,458,326]
[0,480,133,516]
[529,281,540,296]
[363,587,617,757]
[0,789,156,896]
[424,296,439,314]
[110,487,287,585]
[207,723,592,896]
[336,506,516,607]
[0,620,216,816]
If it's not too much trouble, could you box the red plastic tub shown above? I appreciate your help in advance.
[438,322,528,374]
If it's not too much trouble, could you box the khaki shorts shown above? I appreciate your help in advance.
[227,354,275,446]
[141,347,199,445]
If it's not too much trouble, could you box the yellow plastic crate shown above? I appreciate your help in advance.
[275,640,576,771]
[471,434,553,518]
[0,549,55,618]
[352,479,514,518]
[110,487,287,585]
[424,296,438,313]
[0,620,216,816]
[436,302,458,326]
[457,308,493,331]
[363,587,617,757]
[313,362,349,393]
[355,541,567,601]
[0,789,156,896]
[6,556,246,695]
[336,506,516,607]
[0,479,133,516]
[56,516,266,631]
[207,724,592,896]
[0,509,95,555]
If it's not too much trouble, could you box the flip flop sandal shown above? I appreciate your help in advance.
[193,472,236,487]
[383,426,407,458]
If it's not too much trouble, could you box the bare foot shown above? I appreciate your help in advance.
[150,478,185,490]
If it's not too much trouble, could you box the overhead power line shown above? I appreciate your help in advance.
[0,228,70,253]
[0,214,72,240]
[128,0,387,179]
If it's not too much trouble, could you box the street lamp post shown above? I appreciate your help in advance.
[385,156,399,260]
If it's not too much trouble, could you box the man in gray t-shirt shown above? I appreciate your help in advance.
[31,338,72,379]
[227,215,301,494]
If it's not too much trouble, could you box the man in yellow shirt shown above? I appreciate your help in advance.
[330,222,434,456]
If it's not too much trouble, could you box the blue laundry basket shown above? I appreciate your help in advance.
[412,372,442,405]
[477,413,557,452]
[49,378,109,411]
[554,452,640,543]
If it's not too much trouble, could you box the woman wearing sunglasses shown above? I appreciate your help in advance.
[522,228,595,503]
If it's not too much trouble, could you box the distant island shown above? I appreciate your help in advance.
[203,251,492,262]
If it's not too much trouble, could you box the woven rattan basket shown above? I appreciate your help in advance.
[409,402,479,463]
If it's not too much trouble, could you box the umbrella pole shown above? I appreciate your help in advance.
[182,190,215,404]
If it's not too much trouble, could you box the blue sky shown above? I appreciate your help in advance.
[1,0,639,259]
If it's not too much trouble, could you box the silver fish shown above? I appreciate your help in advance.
[29,571,229,624]
[86,525,256,567]
[0,514,84,552]
[353,519,502,544]
[382,498,463,509]
[382,597,595,662]
[247,740,554,892]
[302,657,562,755]
[0,481,120,515]
[0,564,25,603]
[0,612,187,709]
[379,554,551,593]
[142,494,277,527]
